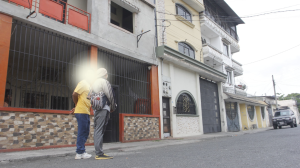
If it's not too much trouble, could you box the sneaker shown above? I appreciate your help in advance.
[82,152,92,159]
[75,152,92,159]
[95,154,113,160]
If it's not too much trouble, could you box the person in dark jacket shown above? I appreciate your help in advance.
[92,68,116,160]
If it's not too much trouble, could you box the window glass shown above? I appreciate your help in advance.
[178,42,195,59]
[261,107,265,119]
[223,43,228,56]
[247,105,255,120]
[176,93,196,115]
[176,4,192,22]
[226,71,232,84]
[110,2,133,33]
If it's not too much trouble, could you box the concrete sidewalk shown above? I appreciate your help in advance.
[0,128,271,163]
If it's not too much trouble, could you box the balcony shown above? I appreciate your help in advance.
[202,44,223,66]
[182,0,205,12]
[232,59,243,76]
[4,0,91,33]
[200,15,240,53]
[223,86,247,97]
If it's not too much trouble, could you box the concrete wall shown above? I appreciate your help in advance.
[256,106,263,128]
[158,60,203,138]
[239,104,249,130]
[162,0,203,62]
[0,0,157,65]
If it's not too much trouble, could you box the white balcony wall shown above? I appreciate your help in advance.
[69,0,87,11]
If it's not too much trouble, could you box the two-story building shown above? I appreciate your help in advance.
[0,0,161,152]
[200,0,268,132]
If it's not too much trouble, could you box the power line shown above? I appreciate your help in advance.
[277,83,300,87]
[156,9,300,21]
[243,44,300,66]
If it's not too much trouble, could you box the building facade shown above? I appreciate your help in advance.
[156,0,231,138]
[0,0,160,152]
[200,0,268,132]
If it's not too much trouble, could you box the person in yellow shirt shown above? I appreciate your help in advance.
[72,79,93,160]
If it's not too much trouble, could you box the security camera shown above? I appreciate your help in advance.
[148,66,152,70]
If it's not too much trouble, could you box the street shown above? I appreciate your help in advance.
[2,127,300,168]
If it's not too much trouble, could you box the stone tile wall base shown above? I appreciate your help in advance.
[123,116,159,141]
[0,112,94,150]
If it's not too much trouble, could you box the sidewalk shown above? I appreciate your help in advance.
[0,128,271,163]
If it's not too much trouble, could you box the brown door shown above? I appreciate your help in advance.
[162,98,171,137]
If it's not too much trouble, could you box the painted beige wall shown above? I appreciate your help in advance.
[239,104,249,130]
[164,0,203,62]
[256,106,263,128]
[247,105,258,129]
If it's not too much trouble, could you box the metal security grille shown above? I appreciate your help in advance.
[5,20,89,110]
[176,93,196,115]
[226,102,237,120]
[226,102,240,132]
[261,107,265,119]
[247,105,255,120]
[97,49,151,114]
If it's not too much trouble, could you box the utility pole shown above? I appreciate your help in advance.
[272,75,278,110]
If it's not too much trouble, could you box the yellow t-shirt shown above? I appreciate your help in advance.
[74,80,91,115]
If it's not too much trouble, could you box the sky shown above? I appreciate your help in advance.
[224,0,300,97]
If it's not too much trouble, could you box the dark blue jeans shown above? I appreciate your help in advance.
[75,114,90,154]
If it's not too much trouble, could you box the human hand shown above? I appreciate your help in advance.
[70,108,75,114]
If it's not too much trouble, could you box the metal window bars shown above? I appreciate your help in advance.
[6,20,89,110]
[97,49,151,115]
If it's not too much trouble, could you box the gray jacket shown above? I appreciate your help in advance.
[92,78,116,112]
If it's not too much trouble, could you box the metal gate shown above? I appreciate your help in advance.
[5,20,89,110]
[200,78,221,134]
[226,102,240,132]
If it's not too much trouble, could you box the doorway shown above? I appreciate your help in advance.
[162,98,171,137]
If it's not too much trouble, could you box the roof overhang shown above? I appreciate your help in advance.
[182,0,205,12]
[224,92,268,106]
[156,45,227,82]
[211,0,245,25]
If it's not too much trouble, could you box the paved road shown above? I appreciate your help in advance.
[3,127,300,168]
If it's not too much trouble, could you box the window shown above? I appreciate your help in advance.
[226,71,232,84]
[261,107,265,119]
[226,102,237,120]
[51,96,69,110]
[247,105,255,120]
[176,4,192,22]
[176,93,196,115]
[223,43,229,56]
[178,42,195,59]
[110,2,133,33]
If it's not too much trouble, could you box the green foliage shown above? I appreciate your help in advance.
[277,93,300,111]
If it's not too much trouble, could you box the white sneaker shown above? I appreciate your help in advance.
[82,152,92,159]
[75,152,92,159]
[75,153,82,160]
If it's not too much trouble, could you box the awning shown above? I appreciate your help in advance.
[224,92,267,106]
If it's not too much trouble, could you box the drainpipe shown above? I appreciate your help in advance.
[154,0,158,47]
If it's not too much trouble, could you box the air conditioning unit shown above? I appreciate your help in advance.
[134,99,150,114]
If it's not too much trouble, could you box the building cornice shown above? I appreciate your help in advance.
[156,45,227,82]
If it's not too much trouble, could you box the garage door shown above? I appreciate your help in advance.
[200,78,221,134]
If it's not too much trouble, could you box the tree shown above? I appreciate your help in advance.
[278,93,300,112]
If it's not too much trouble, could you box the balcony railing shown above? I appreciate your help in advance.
[232,61,243,75]
[202,44,223,63]
[5,0,91,33]
[204,8,239,41]
[223,86,247,97]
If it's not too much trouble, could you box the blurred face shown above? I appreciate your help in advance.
[105,74,108,79]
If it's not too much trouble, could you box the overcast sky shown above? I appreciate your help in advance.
[225,0,300,97]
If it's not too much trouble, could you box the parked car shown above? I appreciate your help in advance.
[272,109,297,129]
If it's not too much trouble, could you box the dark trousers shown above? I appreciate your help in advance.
[94,109,109,156]
[75,113,90,154]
